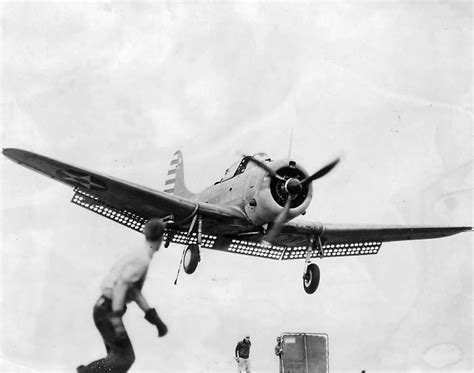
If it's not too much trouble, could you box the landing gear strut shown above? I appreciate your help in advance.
[302,235,322,294]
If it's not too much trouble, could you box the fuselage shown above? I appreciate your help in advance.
[193,155,313,226]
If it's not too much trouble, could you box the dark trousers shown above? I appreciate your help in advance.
[82,296,135,373]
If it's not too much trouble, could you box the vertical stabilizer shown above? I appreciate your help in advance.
[164,150,195,198]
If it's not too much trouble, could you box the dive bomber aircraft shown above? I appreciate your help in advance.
[3,148,471,294]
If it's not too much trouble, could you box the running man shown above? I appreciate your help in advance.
[77,218,168,373]
[235,335,252,373]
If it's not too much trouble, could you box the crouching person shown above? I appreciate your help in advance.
[77,218,168,373]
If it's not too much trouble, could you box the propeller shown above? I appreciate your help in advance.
[244,155,285,181]
[263,196,291,245]
[301,158,340,187]
[247,155,340,244]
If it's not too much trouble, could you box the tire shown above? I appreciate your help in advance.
[183,244,200,274]
[303,263,320,294]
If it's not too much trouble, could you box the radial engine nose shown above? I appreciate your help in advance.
[285,178,303,196]
[270,164,310,208]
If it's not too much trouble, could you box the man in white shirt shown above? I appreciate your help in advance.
[77,218,168,373]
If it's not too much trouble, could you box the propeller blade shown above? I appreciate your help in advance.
[302,158,340,186]
[264,197,292,244]
[246,155,285,181]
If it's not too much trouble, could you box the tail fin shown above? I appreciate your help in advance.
[164,150,195,198]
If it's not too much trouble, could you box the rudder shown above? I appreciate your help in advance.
[164,150,195,198]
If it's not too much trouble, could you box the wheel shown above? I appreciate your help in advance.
[303,263,320,294]
[183,244,200,274]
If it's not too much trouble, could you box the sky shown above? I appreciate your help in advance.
[1,2,472,372]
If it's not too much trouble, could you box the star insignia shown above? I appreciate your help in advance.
[56,169,107,191]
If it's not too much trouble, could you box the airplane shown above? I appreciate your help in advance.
[2,148,471,294]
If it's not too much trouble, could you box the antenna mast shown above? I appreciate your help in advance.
[287,128,293,160]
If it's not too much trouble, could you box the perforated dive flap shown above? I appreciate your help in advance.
[71,189,382,260]
[71,189,217,247]
[72,189,147,232]
[226,239,285,259]
[164,230,217,249]
[281,241,382,260]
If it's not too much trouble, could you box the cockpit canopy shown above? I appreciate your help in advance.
[217,153,272,183]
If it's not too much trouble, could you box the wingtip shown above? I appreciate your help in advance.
[2,148,33,163]
[2,148,14,157]
[446,226,472,234]
[3,148,19,159]
[454,226,473,235]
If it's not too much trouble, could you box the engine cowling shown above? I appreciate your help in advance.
[244,159,313,226]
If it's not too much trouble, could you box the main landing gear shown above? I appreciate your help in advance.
[302,236,323,294]
[303,263,320,294]
[174,214,202,285]
[183,244,200,274]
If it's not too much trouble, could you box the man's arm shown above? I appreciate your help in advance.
[275,345,282,356]
[129,287,151,312]
[112,280,129,313]
[129,287,167,337]
[109,280,129,339]
[112,259,146,313]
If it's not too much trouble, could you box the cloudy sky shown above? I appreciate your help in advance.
[1,2,472,372]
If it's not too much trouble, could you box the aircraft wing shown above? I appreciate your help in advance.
[275,221,471,259]
[4,148,470,262]
[304,223,471,243]
[3,148,251,237]
[205,220,471,261]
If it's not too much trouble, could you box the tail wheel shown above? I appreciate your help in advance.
[183,244,200,274]
[303,263,320,294]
